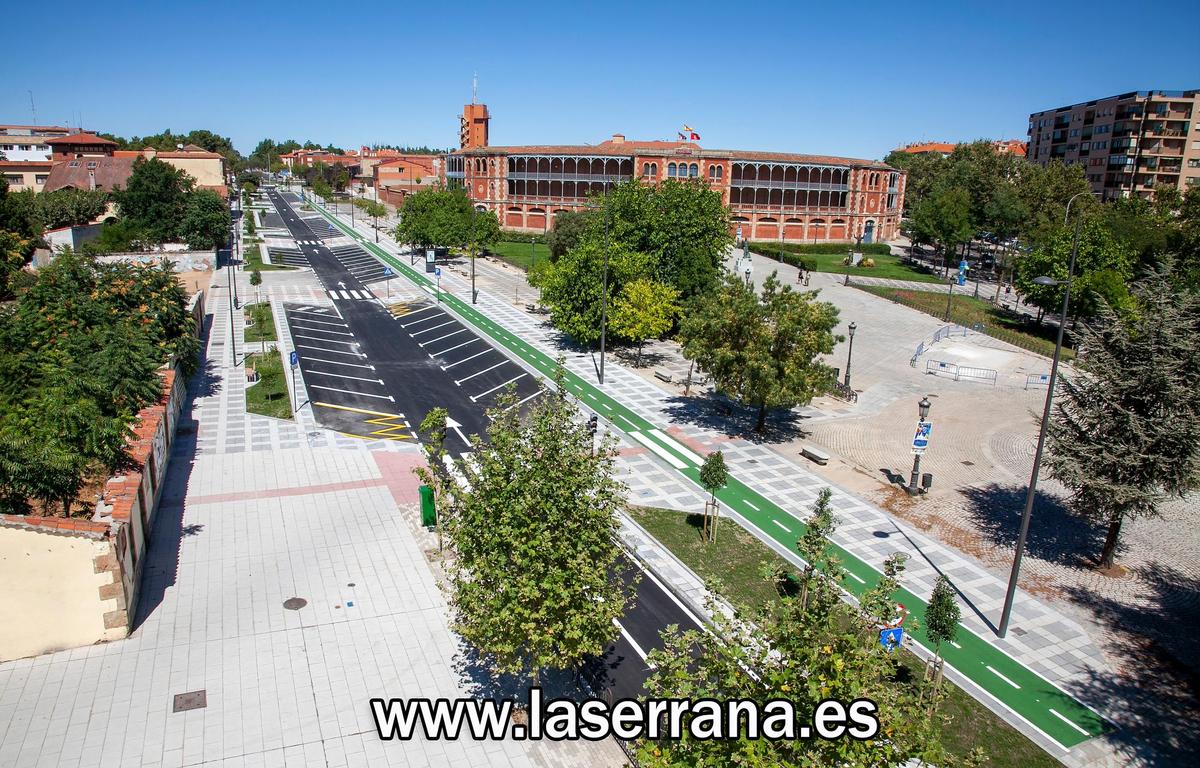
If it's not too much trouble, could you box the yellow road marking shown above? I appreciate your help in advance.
[313,401,403,418]
[315,401,411,441]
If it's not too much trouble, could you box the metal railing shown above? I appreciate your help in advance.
[925,359,998,385]
[1025,373,1051,390]
[831,381,858,402]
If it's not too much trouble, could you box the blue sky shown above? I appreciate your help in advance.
[4,0,1198,160]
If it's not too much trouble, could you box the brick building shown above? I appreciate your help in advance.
[1027,89,1200,200]
[444,104,905,244]
[895,139,1027,158]
[374,154,441,206]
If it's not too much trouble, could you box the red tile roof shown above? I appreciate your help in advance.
[45,132,118,146]
[460,140,892,168]
[897,142,957,155]
[42,157,136,192]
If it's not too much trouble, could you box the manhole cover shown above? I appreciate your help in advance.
[283,597,308,610]
[961,460,976,466]
[173,690,207,712]
[873,531,891,538]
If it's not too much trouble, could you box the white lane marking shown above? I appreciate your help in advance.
[614,414,640,431]
[500,390,543,412]
[455,360,509,384]
[628,431,687,469]
[744,499,760,512]
[288,316,344,327]
[291,325,352,336]
[626,555,708,632]
[470,374,527,402]
[949,641,962,649]
[400,312,447,328]
[300,356,374,370]
[293,334,357,346]
[986,665,1021,689]
[427,338,479,358]
[295,344,363,357]
[411,320,456,336]
[309,384,394,402]
[846,572,866,584]
[442,348,493,370]
[613,619,656,669]
[306,370,384,384]
[772,519,792,533]
[650,429,704,465]
[420,328,470,347]
[1048,708,1091,737]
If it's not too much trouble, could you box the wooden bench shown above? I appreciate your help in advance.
[654,370,673,383]
[801,445,830,465]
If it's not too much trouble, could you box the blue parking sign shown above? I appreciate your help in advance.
[434,267,442,277]
[879,627,903,651]
[289,351,298,367]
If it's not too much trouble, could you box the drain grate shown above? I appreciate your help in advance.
[283,597,308,611]
[173,690,207,712]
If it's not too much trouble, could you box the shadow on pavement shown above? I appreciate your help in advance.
[661,392,811,444]
[961,482,1103,568]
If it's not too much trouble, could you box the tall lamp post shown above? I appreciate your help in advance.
[907,396,931,495]
[844,322,857,388]
[599,187,611,385]
[997,192,1085,638]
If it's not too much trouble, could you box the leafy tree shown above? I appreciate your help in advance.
[639,546,954,767]
[1013,219,1133,322]
[883,150,945,215]
[910,185,974,276]
[531,239,651,346]
[81,219,146,255]
[35,189,110,230]
[431,377,630,683]
[609,277,679,367]
[545,209,594,260]
[698,450,728,542]
[365,202,387,238]
[0,230,31,299]
[795,488,840,613]
[924,575,960,692]
[1014,160,1095,247]
[393,187,498,251]
[680,272,841,432]
[1046,268,1200,570]
[114,157,194,244]
[180,189,231,251]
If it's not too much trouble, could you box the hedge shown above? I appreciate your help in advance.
[500,229,548,245]
[749,241,892,256]
[746,244,817,271]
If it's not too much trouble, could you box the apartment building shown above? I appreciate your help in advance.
[0,125,77,192]
[1027,90,1200,199]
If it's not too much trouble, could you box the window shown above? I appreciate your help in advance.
[716,166,723,179]
[688,163,698,177]
[4,174,23,185]
[1189,159,1200,168]
[68,160,80,167]
[643,162,652,176]
[87,161,97,169]
[35,174,48,183]
[668,162,677,177]
[1070,129,1080,137]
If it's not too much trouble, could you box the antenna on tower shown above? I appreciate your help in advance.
[28,91,37,125]
[472,72,477,105]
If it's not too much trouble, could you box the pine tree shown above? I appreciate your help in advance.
[1046,267,1200,570]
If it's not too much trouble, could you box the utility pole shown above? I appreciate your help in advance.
[470,207,478,304]
[228,264,238,366]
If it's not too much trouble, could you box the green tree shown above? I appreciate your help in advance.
[1013,219,1133,322]
[545,209,594,260]
[114,157,195,244]
[882,150,945,215]
[0,230,31,299]
[609,277,679,367]
[911,185,974,277]
[795,488,840,613]
[393,187,498,251]
[639,547,950,767]
[531,239,652,346]
[1046,268,1200,570]
[698,450,728,543]
[924,575,960,692]
[180,189,231,251]
[432,377,630,683]
[680,272,841,432]
[1014,160,1096,247]
[35,188,110,230]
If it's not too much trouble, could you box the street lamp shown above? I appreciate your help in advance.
[844,322,857,388]
[907,396,931,496]
[997,197,1083,638]
[599,187,611,385]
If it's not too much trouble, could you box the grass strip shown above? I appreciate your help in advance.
[245,349,292,420]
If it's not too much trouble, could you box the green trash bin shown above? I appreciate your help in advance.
[419,485,437,527]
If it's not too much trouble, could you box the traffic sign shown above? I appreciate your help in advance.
[289,351,298,368]
[434,267,442,277]
[879,627,903,652]
[383,267,394,277]
[912,421,932,454]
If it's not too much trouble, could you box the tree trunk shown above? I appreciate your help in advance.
[755,402,767,432]
[1098,514,1124,570]
[635,340,643,368]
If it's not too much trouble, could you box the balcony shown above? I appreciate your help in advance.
[730,179,849,192]
[507,171,630,183]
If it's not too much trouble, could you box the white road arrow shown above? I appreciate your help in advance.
[338,281,346,289]
[445,416,469,446]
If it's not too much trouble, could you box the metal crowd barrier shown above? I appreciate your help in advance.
[925,359,998,385]
[1025,373,1051,390]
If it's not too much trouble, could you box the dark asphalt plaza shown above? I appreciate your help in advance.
[264,186,704,710]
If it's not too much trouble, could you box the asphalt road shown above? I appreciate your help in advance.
[263,187,706,705]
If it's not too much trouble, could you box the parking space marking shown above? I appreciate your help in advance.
[399,311,447,327]
[289,316,345,327]
[470,373,527,402]
[307,370,385,384]
[420,328,469,347]
[295,344,363,357]
[310,384,394,402]
[427,338,480,358]
[300,356,375,369]
[442,348,493,370]
[291,325,353,336]
[293,334,357,346]
[411,320,456,336]
[500,390,544,412]
[454,360,509,385]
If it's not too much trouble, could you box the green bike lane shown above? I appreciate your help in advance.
[309,197,1110,752]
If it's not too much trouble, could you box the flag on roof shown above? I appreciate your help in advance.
[681,125,701,141]
[678,132,687,141]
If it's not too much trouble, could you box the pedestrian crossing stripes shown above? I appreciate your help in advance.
[328,289,374,301]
